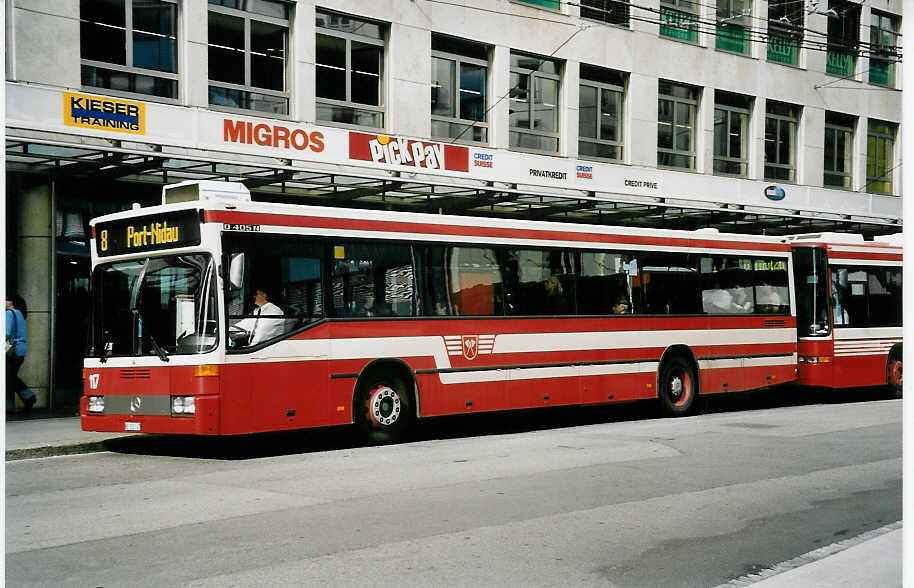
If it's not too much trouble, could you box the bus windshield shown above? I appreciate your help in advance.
[92,253,218,358]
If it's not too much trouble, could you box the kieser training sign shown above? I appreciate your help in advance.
[349,132,469,172]
[63,92,146,135]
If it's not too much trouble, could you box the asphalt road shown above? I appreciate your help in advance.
[6,392,901,587]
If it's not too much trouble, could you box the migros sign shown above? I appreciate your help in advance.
[223,119,325,152]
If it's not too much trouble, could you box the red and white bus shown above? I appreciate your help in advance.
[82,180,803,440]
[788,233,903,396]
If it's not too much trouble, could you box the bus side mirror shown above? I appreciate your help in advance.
[229,253,245,289]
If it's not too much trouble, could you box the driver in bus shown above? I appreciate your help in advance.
[232,288,284,346]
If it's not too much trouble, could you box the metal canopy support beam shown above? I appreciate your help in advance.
[4,136,902,237]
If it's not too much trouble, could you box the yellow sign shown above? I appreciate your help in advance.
[63,92,146,135]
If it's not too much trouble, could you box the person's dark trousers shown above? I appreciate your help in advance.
[6,355,36,412]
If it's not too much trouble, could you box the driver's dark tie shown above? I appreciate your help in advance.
[250,307,262,344]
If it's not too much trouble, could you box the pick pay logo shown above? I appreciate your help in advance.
[349,133,469,172]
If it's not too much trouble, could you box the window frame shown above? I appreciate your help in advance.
[315,9,387,130]
[868,10,899,87]
[823,112,854,190]
[207,1,291,116]
[657,81,699,171]
[715,0,752,55]
[825,0,860,77]
[766,0,804,66]
[764,100,800,182]
[660,0,700,43]
[430,37,489,146]
[80,0,180,103]
[580,0,631,28]
[712,93,750,177]
[508,52,562,155]
[578,66,625,163]
[865,119,896,194]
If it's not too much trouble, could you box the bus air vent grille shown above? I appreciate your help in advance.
[763,320,786,328]
[120,368,152,379]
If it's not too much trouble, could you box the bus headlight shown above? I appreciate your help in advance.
[171,396,196,415]
[88,396,105,413]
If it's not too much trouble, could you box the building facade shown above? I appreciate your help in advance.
[5,0,903,410]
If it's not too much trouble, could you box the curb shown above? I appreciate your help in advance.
[717,521,903,587]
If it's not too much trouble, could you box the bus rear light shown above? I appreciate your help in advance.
[171,396,196,415]
[798,355,833,364]
[88,396,105,413]
[194,365,220,377]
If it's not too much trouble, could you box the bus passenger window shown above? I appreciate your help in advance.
[331,241,413,318]
[753,258,789,314]
[447,246,502,316]
[577,251,635,315]
[701,256,753,314]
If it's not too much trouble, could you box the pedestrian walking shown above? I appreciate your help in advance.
[7,295,36,413]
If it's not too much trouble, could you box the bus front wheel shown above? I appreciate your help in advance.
[355,373,414,443]
[659,356,697,417]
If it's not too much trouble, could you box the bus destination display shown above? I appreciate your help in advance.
[95,210,201,256]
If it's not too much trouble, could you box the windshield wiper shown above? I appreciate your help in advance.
[100,333,111,363]
[148,335,170,362]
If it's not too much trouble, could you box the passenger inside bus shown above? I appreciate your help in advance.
[612,297,630,314]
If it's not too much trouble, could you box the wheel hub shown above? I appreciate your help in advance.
[670,375,683,400]
[367,386,401,427]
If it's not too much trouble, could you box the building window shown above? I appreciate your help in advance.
[514,0,560,9]
[767,0,803,66]
[824,112,854,189]
[660,0,699,43]
[80,0,178,100]
[826,1,860,77]
[579,65,624,162]
[716,0,751,55]
[431,35,488,144]
[869,11,899,87]
[580,0,630,27]
[713,91,750,177]
[657,80,698,170]
[764,100,800,182]
[866,120,896,194]
[208,0,289,115]
[509,52,560,154]
[315,10,386,129]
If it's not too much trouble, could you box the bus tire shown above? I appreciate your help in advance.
[659,356,698,417]
[886,348,902,399]
[355,372,415,443]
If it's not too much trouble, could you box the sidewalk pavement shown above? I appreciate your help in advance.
[4,416,904,587]
[5,414,137,460]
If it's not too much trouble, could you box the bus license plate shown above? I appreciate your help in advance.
[124,422,141,432]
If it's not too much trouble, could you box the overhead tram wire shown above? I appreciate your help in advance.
[422,0,901,63]
[450,22,593,143]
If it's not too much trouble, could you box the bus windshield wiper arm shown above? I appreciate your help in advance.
[148,335,169,362]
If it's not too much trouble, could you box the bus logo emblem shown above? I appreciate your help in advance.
[88,373,100,390]
[444,335,496,360]
[462,336,479,360]
[130,397,142,414]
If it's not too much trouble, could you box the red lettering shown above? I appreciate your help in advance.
[253,124,271,146]
[309,132,325,153]
[273,125,290,148]
[290,129,309,150]
[245,122,253,144]
[223,119,246,143]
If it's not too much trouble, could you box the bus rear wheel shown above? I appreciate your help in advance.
[355,373,414,443]
[659,356,697,417]
[886,356,902,399]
